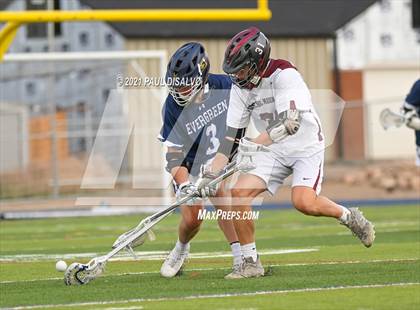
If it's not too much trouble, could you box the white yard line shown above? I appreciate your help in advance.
[0,248,318,262]
[269,220,420,231]
[102,307,143,310]
[336,228,410,235]
[1,257,418,284]
[5,282,420,310]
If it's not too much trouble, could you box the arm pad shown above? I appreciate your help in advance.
[267,109,301,142]
[266,117,284,133]
[218,127,246,160]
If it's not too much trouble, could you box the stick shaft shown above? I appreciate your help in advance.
[97,161,239,263]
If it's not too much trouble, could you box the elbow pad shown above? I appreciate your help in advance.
[165,151,187,172]
[267,109,301,142]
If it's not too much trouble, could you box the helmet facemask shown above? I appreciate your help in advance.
[228,62,261,89]
[167,76,204,107]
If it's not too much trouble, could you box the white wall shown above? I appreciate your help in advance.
[337,0,419,70]
[0,103,29,173]
[363,64,420,160]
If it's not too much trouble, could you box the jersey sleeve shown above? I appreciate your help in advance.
[220,74,233,90]
[209,73,232,90]
[157,98,184,149]
[405,79,420,109]
[273,68,312,114]
[226,86,251,129]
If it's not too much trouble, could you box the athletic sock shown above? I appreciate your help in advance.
[175,239,189,254]
[241,242,257,262]
[230,241,243,265]
[338,205,351,224]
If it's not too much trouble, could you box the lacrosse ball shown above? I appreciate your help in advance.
[56,260,67,272]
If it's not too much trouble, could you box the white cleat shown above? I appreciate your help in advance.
[342,207,376,247]
[224,260,244,280]
[224,256,264,279]
[160,245,190,278]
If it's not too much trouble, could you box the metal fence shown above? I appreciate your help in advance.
[0,52,167,200]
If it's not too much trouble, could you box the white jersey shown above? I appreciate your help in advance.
[227,59,325,158]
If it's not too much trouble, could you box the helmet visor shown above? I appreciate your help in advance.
[228,63,258,88]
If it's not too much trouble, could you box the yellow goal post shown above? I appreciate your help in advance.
[0,0,271,60]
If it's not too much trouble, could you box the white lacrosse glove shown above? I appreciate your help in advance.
[403,108,420,130]
[284,109,301,134]
[267,109,301,142]
[267,123,288,142]
[238,137,266,155]
[176,181,198,200]
[196,166,219,198]
[235,137,267,171]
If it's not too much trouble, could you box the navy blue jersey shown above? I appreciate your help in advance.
[158,74,232,176]
[406,79,420,111]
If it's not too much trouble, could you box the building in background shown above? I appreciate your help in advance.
[3,0,417,199]
[336,0,420,160]
[0,0,127,197]
[80,0,377,170]
[0,0,125,156]
[0,102,28,173]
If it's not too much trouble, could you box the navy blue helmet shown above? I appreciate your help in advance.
[165,42,210,106]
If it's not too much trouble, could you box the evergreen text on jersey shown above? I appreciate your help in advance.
[185,100,228,135]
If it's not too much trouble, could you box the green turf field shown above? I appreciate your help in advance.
[0,205,419,309]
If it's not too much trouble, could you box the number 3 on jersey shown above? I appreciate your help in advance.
[206,123,220,155]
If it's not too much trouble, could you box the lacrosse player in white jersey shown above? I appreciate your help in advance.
[198,27,376,279]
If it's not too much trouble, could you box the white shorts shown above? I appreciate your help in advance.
[247,150,324,195]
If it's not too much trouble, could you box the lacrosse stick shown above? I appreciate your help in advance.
[64,160,251,285]
[379,108,406,130]
[111,160,245,254]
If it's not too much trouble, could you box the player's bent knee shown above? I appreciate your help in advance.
[215,180,230,197]
[292,197,318,216]
[181,205,203,229]
[231,187,256,199]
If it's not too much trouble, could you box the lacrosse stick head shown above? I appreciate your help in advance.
[112,228,146,249]
[112,218,155,250]
[64,258,105,285]
[379,108,405,130]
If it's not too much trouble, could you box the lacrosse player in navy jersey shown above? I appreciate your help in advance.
[158,42,242,278]
[402,79,420,166]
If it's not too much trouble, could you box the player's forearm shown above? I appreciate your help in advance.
[166,147,190,184]
[252,131,273,146]
[210,152,229,174]
[170,166,190,185]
